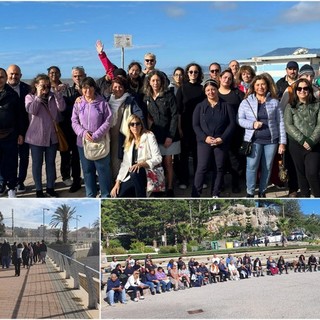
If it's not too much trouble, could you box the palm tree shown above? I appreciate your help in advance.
[50,204,76,244]
[176,223,193,254]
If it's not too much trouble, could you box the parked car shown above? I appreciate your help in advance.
[258,231,282,244]
[288,231,308,241]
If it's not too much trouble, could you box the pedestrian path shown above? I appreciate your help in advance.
[0,258,90,319]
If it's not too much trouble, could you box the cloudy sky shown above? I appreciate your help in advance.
[1,1,319,79]
[0,199,100,230]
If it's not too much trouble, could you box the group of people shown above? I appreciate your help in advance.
[1,41,320,198]
[104,252,319,306]
[0,239,47,276]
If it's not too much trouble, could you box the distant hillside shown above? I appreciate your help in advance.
[206,204,279,233]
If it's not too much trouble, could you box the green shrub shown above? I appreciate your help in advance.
[159,245,178,254]
[106,247,126,255]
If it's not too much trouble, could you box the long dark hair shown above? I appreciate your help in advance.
[290,78,316,108]
[185,63,203,84]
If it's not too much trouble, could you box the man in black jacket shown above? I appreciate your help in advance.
[0,68,22,198]
[61,66,86,193]
[6,64,31,194]
[276,60,299,99]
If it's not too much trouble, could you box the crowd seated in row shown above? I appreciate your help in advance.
[104,253,319,306]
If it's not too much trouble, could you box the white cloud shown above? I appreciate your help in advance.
[281,1,320,23]
[165,5,186,18]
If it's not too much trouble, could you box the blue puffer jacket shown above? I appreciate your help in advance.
[237,93,287,145]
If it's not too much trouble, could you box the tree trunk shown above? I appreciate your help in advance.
[182,239,187,254]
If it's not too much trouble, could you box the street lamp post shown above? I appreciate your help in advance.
[42,208,50,241]
[76,215,82,243]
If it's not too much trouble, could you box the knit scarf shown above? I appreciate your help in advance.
[109,92,130,127]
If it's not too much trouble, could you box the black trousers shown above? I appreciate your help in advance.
[288,139,320,197]
[118,170,147,198]
[193,143,226,196]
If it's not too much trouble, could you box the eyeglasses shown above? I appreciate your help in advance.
[145,59,154,63]
[188,70,199,75]
[174,74,183,77]
[210,69,220,73]
[129,122,141,127]
[296,86,309,92]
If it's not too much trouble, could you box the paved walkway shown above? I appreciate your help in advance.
[0,257,91,319]
[102,270,320,319]
[12,153,288,199]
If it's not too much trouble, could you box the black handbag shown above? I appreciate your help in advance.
[239,141,253,156]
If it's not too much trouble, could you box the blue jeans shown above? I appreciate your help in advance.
[159,280,172,292]
[30,144,57,191]
[246,143,277,195]
[78,147,111,198]
[145,281,160,293]
[107,289,126,304]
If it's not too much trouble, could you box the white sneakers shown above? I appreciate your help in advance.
[8,189,16,198]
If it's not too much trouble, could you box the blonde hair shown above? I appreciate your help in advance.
[123,114,147,151]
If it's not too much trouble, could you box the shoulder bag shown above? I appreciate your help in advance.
[82,104,110,161]
[83,133,110,161]
[44,104,68,152]
[144,133,166,193]
[238,99,257,157]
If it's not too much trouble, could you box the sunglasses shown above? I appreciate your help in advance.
[129,122,141,127]
[189,70,199,75]
[210,69,220,73]
[145,59,154,63]
[296,86,309,92]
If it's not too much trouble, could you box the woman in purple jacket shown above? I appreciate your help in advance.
[72,77,112,198]
[25,74,66,197]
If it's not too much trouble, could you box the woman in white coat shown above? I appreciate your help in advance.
[110,114,162,197]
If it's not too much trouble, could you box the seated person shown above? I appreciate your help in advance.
[111,263,128,286]
[218,259,230,281]
[110,256,118,271]
[209,261,221,283]
[277,256,288,274]
[124,270,149,302]
[110,114,162,198]
[243,253,252,277]
[267,256,279,275]
[308,254,318,272]
[168,264,183,291]
[155,266,172,292]
[226,254,236,267]
[298,254,306,272]
[124,263,135,277]
[193,261,204,286]
[212,254,220,264]
[106,273,127,306]
[125,255,135,267]
[253,257,264,277]
[228,260,240,281]
[145,269,161,294]
[177,256,186,270]
[197,262,210,285]
[179,264,191,287]
[167,259,175,272]
[145,258,157,273]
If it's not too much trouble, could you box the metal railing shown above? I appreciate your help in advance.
[47,248,99,309]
